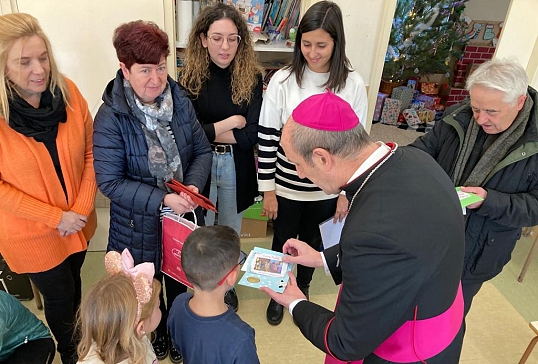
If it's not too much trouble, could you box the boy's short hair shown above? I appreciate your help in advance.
[182,225,240,291]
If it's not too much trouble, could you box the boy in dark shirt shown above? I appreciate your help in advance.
[167,225,259,364]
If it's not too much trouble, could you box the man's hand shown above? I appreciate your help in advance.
[282,238,324,268]
[460,186,487,209]
[333,194,349,223]
[259,272,306,308]
[262,190,278,220]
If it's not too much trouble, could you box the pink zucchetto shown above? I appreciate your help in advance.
[291,91,359,131]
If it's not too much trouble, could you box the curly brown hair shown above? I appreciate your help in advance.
[180,3,262,105]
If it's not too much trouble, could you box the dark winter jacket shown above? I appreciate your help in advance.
[294,147,465,363]
[410,86,538,283]
[93,70,212,269]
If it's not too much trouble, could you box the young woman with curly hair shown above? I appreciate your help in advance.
[179,2,263,312]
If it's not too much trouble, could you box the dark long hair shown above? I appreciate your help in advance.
[285,1,352,92]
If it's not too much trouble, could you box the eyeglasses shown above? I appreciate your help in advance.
[207,34,241,46]
[218,250,247,286]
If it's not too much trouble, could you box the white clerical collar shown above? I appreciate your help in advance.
[346,141,392,185]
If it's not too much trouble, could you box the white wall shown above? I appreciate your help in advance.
[301,0,385,86]
[336,0,384,86]
[530,37,538,89]
[464,0,510,22]
[300,0,395,132]
[10,0,175,116]
[495,0,538,83]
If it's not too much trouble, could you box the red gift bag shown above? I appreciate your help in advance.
[161,213,197,289]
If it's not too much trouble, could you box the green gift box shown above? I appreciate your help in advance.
[242,201,268,221]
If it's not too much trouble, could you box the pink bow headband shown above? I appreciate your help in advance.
[104,248,155,325]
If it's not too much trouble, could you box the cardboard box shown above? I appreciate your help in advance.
[240,201,268,238]
[242,201,266,220]
[240,218,267,238]
[419,74,447,95]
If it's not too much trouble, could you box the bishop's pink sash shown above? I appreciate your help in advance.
[324,283,463,363]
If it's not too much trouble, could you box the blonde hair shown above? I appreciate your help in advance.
[180,3,262,105]
[0,13,69,121]
[77,274,161,364]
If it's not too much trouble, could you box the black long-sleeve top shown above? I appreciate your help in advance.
[184,62,263,213]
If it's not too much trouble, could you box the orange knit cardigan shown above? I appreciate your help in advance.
[0,78,97,273]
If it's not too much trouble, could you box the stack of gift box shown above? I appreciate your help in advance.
[374,76,447,130]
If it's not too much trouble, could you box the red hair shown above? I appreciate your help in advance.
[112,20,170,69]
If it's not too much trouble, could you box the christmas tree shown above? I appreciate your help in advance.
[383,0,469,83]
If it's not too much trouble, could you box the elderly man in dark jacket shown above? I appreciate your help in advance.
[410,58,538,316]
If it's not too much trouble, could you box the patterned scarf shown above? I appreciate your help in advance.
[453,93,533,186]
[123,80,183,190]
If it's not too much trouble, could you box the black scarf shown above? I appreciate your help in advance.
[8,87,67,142]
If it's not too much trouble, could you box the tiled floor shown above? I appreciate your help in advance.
[23,123,538,363]
[26,223,538,364]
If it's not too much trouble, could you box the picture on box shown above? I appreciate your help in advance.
[250,253,287,277]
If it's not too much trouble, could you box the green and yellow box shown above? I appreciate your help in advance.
[240,201,268,238]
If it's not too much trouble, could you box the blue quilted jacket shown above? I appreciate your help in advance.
[93,70,212,269]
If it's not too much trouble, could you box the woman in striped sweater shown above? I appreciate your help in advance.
[257,1,368,326]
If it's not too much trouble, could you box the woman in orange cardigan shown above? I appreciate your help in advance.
[0,13,96,364]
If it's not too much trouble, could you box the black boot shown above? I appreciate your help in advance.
[169,338,183,364]
[266,298,284,326]
[224,287,239,312]
[151,331,169,360]
[298,284,310,300]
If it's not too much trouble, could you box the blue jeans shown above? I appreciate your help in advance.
[205,150,244,234]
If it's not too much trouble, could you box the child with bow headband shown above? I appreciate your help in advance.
[76,249,161,364]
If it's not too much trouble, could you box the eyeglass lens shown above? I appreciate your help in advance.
[208,34,241,45]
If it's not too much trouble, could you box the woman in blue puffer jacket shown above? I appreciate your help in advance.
[93,20,211,363]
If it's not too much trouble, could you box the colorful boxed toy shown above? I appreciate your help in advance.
[421,82,439,95]
[373,92,388,122]
[415,94,436,110]
[418,109,436,123]
[231,0,264,33]
[432,96,442,110]
[391,86,413,111]
[403,108,421,126]
[380,98,401,125]
[411,100,425,110]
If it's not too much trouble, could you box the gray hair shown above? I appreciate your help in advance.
[466,58,528,104]
[288,120,373,165]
